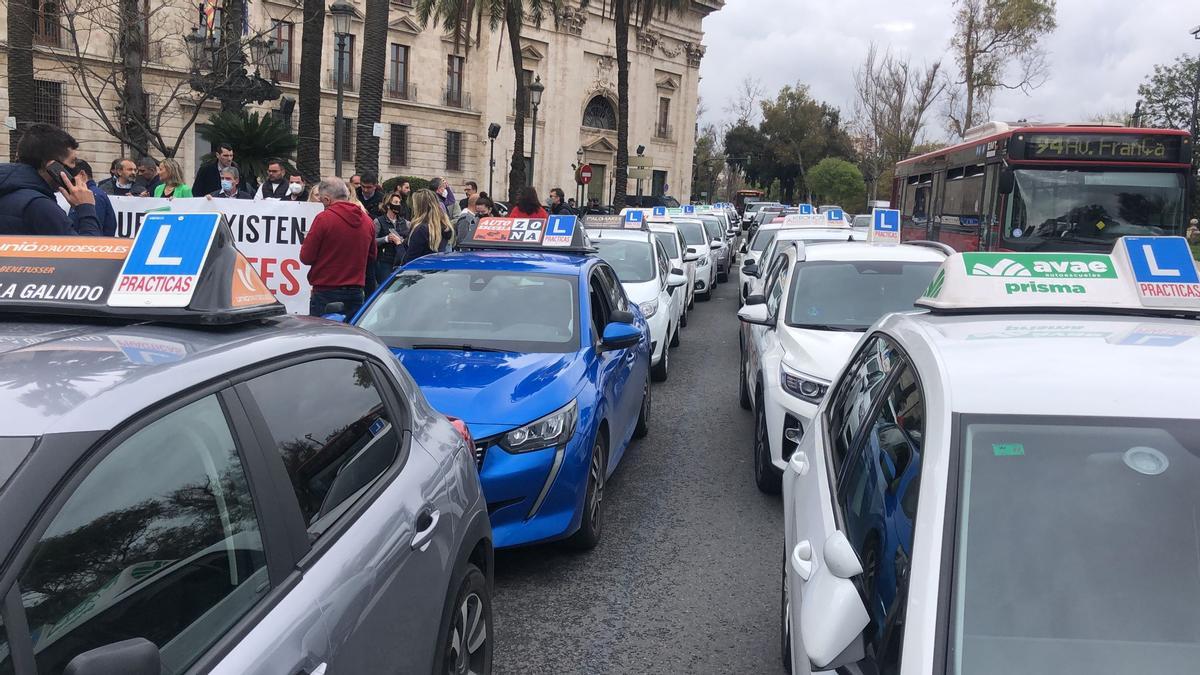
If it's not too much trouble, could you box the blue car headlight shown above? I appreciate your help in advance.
[780,364,828,404]
[501,399,578,453]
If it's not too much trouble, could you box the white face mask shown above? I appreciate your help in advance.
[287,183,302,195]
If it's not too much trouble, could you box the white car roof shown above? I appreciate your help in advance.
[797,242,947,263]
[883,311,1200,420]
[589,229,652,243]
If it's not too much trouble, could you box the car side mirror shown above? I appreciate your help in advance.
[800,531,870,670]
[742,263,760,278]
[710,240,722,250]
[600,321,641,350]
[322,300,348,323]
[65,638,161,675]
[744,293,766,306]
[667,272,687,288]
[737,302,772,326]
[998,167,1015,195]
[683,250,700,262]
[670,266,684,275]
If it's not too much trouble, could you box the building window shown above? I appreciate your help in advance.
[583,96,617,131]
[340,117,354,163]
[389,44,409,98]
[272,20,294,82]
[521,68,533,110]
[446,130,462,172]
[32,0,60,46]
[33,80,63,128]
[656,97,671,138]
[446,55,465,107]
[390,124,408,166]
[334,33,355,91]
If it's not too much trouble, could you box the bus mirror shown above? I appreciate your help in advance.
[998,168,1015,195]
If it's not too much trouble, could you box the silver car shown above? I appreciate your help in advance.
[0,317,492,675]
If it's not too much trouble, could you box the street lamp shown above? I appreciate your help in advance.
[330,0,354,177]
[186,2,279,111]
[529,75,545,187]
[487,122,501,197]
[576,146,585,207]
[635,144,646,199]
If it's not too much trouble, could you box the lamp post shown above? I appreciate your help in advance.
[1191,26,1200,145]
[576,146,585,209]
[330,0,354,177]
[185,2,281,112]
[635,144,646,200]
[487,122,501,197]
[528,75,545,188]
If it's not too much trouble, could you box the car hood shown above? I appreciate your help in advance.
[778,325,865,382]
[390,348,586,428]
[621,280,660,304]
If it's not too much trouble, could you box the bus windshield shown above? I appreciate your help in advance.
[1005,170,1186,250]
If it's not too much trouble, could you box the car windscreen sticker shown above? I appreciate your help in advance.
[1120,236,1200,308]
[992,443,1025,457]
[108,213,220,308]
[544,215,578,247]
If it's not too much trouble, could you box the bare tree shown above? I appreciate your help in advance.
[945,0,1057,137]
[853,43,944,199]
[725,76,766,125]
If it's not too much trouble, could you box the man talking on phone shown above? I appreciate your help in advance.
[0,123,100,236]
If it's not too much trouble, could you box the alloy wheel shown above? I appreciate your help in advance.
[588,445,605,533]
[448,591,488,675]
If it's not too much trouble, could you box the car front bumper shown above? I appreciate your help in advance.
[646,304,670,365]
[762,384,820,472]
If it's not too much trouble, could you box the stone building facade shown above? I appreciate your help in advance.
[0,0,721,203]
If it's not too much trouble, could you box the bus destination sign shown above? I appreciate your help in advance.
[1014,133,1187,163]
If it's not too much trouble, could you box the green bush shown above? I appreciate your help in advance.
[382,175,432,194]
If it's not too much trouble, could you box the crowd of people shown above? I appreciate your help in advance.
[0,122,611,317]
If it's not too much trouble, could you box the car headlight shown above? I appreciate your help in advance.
[697,256,710,267]
[639,299,658,318]
[780,364,828,404]
[501,399,578,453]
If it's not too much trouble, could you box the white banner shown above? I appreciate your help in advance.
[105,196,323,314]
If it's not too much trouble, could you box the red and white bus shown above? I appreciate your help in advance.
[893,122,1193,252]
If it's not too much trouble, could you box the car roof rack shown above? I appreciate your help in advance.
[458,215,595,253]
[0,212,283,325]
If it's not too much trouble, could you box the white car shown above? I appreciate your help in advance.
[697,214,733,283]
[590,228,687,381]
[743,227,867,300]
[737,240,947,493]
[674,218,717,301]
[650,222,698,320]
[740,221,786,304]
[779,236,1200,674]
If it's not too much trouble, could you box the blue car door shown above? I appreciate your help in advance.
[596,264,642,454]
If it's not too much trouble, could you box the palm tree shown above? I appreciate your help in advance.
[584,0,684,207]
[416,0,559,202]
[6,0,35,157]
[355,0,390,176]
[296,0,327,182]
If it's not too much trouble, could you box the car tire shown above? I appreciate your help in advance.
[699,288,712,302]
[781,558,793,674]
[718,271,729,283]
[565,435,607,550]
[651,341,669,382]
[669,323,681,348]
[434,563,492,675]
[680,308,688,328]
[688,294,695,311]
[634,379,650,439]
[738,355,752,411]
[754,386,782,494]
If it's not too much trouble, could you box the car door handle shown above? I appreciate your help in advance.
[412,508,441,551]
[791,540,814,582]
[624,349,636,362]
[789,450,810,476]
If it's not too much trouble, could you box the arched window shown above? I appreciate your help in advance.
[582,96,617,130]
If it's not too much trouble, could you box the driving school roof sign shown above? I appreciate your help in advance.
[462,216,590,252]
[109,213,221,307]
[870,208,901,244]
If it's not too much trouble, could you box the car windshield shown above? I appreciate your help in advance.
[593,238,656,283]
[949,416,1200,675]
[749,228,777,253]
[1005,170,1186,250]
[0,436,36,489]
[785,260,939,330]
[853,215,871,228]
[699,217,723,241]
[653,231,680,258]
[357,270,578,352]
[676,221,708,247]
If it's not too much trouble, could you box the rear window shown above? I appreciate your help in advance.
[0,436,37,490]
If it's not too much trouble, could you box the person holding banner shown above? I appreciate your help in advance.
[300,178,377,317]
[152,159,192,199]
[400,189,454,265]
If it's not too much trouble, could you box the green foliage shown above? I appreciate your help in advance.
[691,124,723,201]
[1138,54,1199,133]
[381,175,432,194]
[199,111,298,186]
[806,158,866,212]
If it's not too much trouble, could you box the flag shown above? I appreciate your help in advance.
[203,0,218,32]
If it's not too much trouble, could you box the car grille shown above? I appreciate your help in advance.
[473,434,499,470]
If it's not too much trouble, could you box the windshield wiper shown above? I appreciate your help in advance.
[790,323,861,332]
[410,343,515,353]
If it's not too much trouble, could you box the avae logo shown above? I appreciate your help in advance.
[964,253,1115,279]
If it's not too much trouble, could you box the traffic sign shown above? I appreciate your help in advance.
[576,164,593,185]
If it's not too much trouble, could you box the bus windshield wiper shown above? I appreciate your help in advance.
[411,343,514,353]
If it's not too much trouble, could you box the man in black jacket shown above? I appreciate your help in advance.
[254,159,290,200]
[192,142,235,196]
[0,123,100,236]
[357,172,384,219]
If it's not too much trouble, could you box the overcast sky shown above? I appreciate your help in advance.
[698,0,1198,141]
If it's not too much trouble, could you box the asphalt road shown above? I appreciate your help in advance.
[493,269,785,674]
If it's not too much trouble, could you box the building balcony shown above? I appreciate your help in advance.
[326,68,356,92]
[444,88,471,111]
[654,123,674,141]
[386,82,417,101]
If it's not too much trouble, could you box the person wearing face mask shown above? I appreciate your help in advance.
[282,175,308,201]
[428,177,460,218]
[372,193,407,283]
[193,143,235,197]
[299,177,377,317]
[254,159,291,200]
[0,123,100,235]
[393,180,413,220]
[206,166,251,199]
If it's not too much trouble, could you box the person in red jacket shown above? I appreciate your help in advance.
[300,177,377,317]
[507,186,549,219]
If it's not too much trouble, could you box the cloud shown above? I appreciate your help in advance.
[873,21,915,33]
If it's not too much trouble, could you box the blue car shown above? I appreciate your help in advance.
[353,243,652,550]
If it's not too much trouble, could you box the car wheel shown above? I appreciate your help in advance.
[718,271,729,283]
[699,288,712,302]
[781,558,793,674]
[633,379,650,439]
[435,563,492,675]
[669,323,681,348]
[738,351,751,411]
[680,308,688,327]
[651,341,669,382]
[688,294,695,311]
[754,388,782,494]
[566,435,607,550]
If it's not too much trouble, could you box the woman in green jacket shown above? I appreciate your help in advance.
[153,158,192,198]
